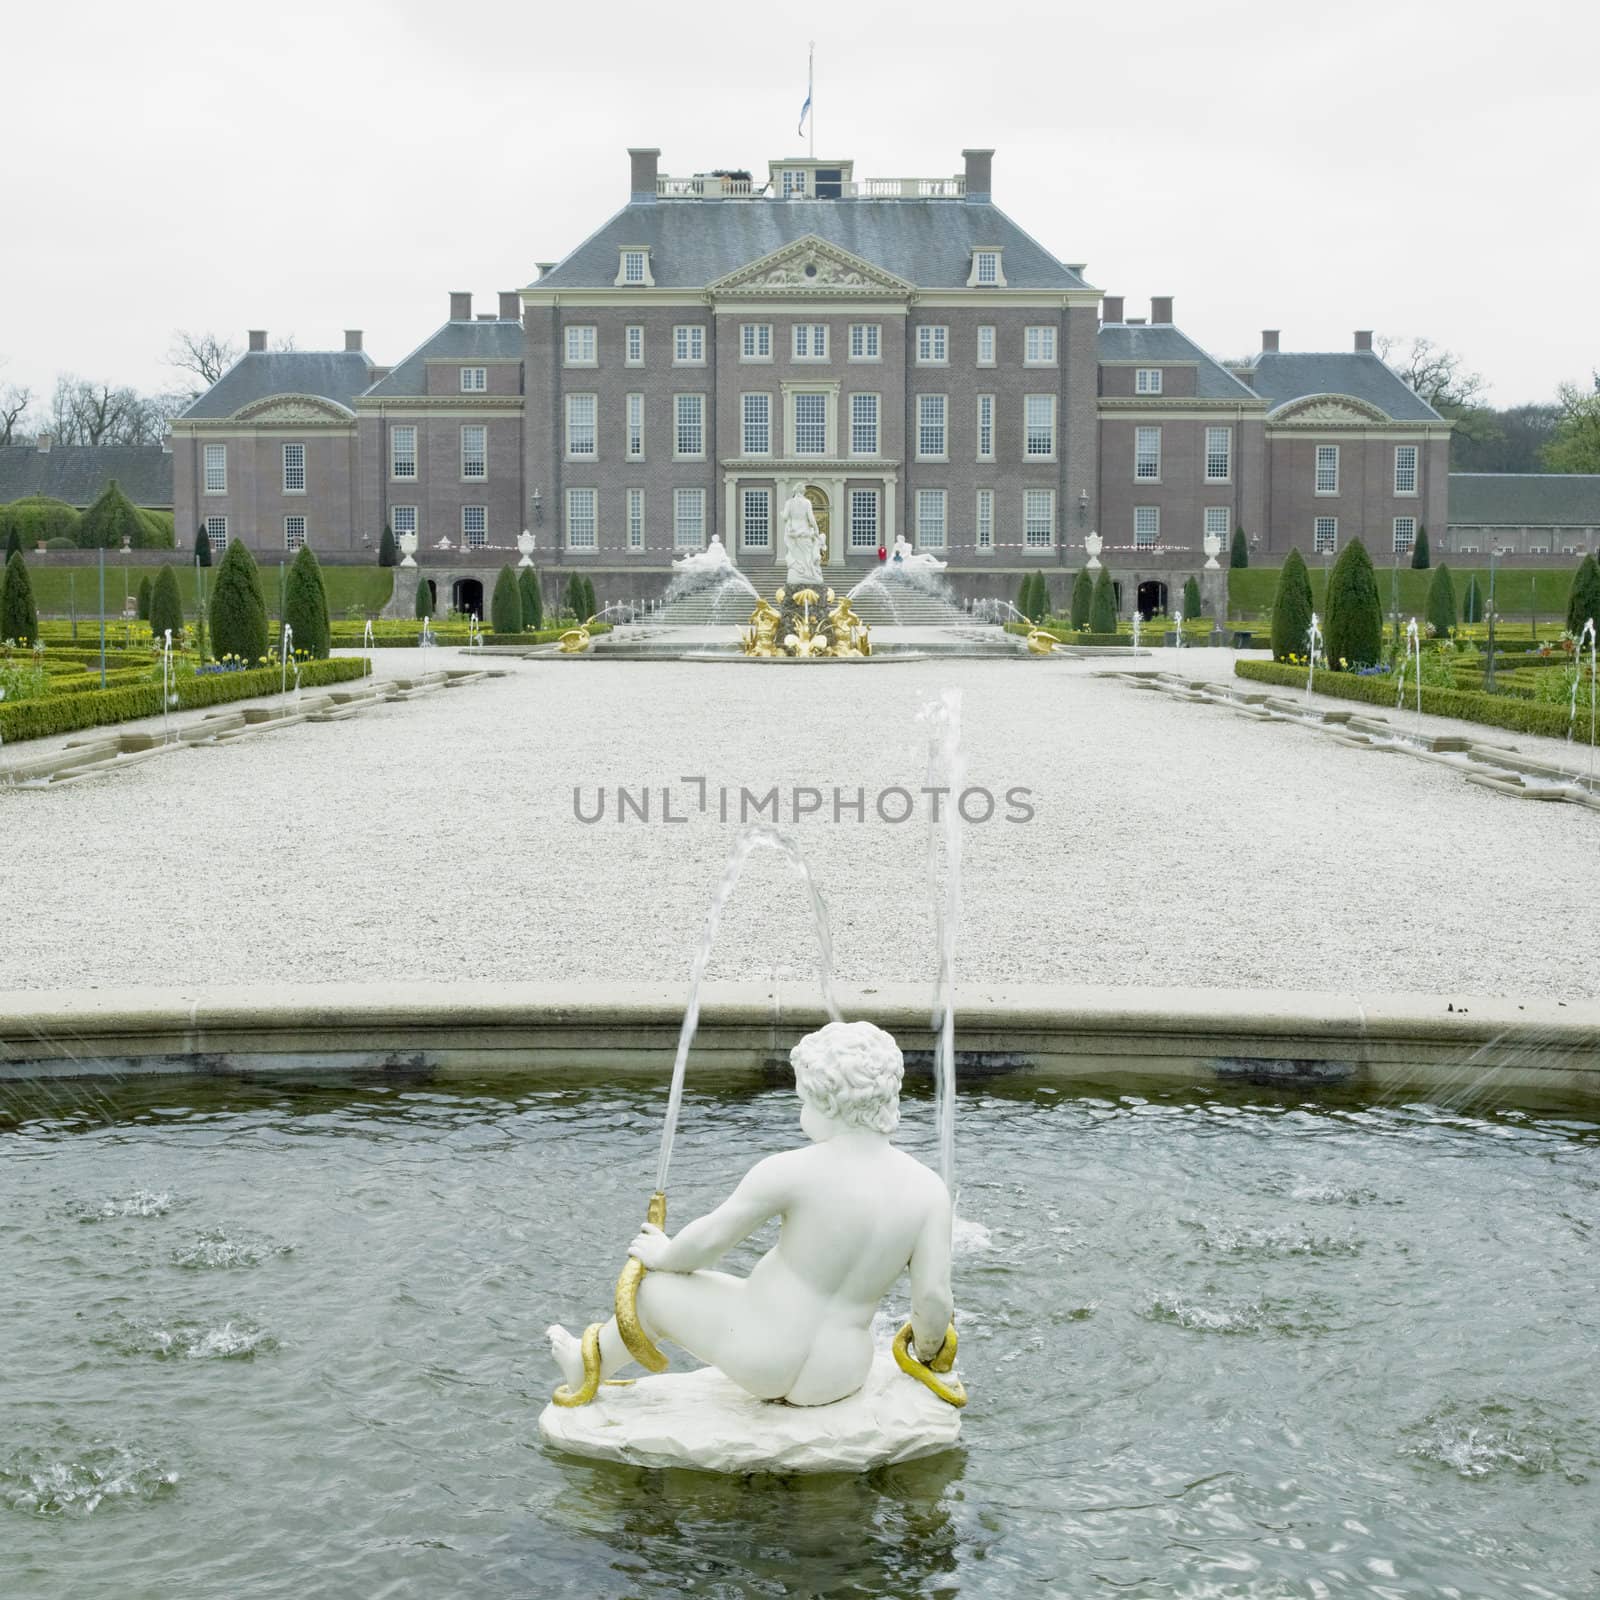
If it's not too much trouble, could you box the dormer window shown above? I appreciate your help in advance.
[1135,368,1163,394]
[615,247,654,287]
[781,169,808,197]
[968,249,1005,288]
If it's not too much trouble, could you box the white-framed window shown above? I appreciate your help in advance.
[1024,326,1056,365]
[1204,507,1230,542]
[462,505,487,548]
[973,250,1000,286]
[741,392,771,456]
[203,514,228,551]
[1205,426,1232,483]
[849,489,879,550]
[1135,426,1161,480]
[674,325,705,365]
[977,325,995,367]
[977,394,995,461]
[390,506,416,539]
[741,323,772,361]
[1025,395,1056,459]
[976,489,994,550]
[917,394,947,460]
[203,443,226,494]
[621,249,648,284]
[916,325,948,365]
[1024,489,1055,549]
[780,168,808,197]
[848,323,880,361]
[742,487,771,550]
[794,392,828,455]
[565,487,597,550]
[625,325,644,366]
[626,488,644,550]
[564,325,596,366]
[1135,368,1163,394]
[1395,445,1419,495]
[461,425,486,479]
[673,487,705,549]
[390,425,417,480]
[1393,516,1417,555]
[674,394,704,458]
[850,393,879,456]
[1314,516,1338,554]
[916,489,947,549]
[626,393,644,460]
[793,324,828,360]
[282,442,305,493]
[1134,507,1159,548]
[1315,445,1340,495]
[284,515,306,550]
[460,366,487,392]
[565,394,597,458]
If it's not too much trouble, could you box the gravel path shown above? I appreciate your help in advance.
[3,646,1596,1003]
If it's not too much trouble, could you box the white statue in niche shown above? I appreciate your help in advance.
[782,483,826,588]
[541,1021,963,1471]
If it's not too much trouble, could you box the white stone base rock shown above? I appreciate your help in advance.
[538,1351,962,1473]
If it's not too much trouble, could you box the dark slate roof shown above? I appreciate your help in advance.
[1097,323,1260,400]
[1247,351,1442,422]
[1448,473,1600,526]
[180,350,376,419]
[364,320,524,398]
[0,445,173,508]
[534,199,1086,290]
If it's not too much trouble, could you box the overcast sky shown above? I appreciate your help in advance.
[3,0,1595,411]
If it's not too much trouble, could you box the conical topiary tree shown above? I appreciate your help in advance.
[490,565,522,634]
[282,544,331,658]
[518,566,542,630]
[1566,553,1600,637]
[1325,537,1383,668]
[1426,563,1457,637]
[1411,525,1430,570]
[1014,574,1033,621]
[1,551,37,643]
[378,524,397,568]
[149,563,184,643]
[209,538,269,664]
[1270,548,1314,662]
[414,574,434,621]
[1182,576,1202,621]
[1070,568,1093,629]
[1230,526,1249,569]
[582,576,597,620]
[1089,567,1117,633]
[194,524,212,567]
[1462,573,1484,624]
[3,526,21,562]
[565,573,584,620]
[136,573,153,621]
[77,480,149,550]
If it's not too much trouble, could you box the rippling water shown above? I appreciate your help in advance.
[2,1073,1597,1598]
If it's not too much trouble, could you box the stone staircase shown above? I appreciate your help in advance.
[658,559,971,628]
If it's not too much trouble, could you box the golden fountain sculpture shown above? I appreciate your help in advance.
[741,588,872,660]
[558,615,598,654]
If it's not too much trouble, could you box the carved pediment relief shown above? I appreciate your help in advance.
[233,393,357,424]
[1271,394,1391,425]
[710,236,913,297]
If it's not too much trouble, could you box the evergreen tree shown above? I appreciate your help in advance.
[209,538,269,663]
[1461,574,1484,624]
[378,524,397,567]
[1089,568,1118,633]
[1410,525,1430,569]
[565,573,584,619]
[77,480,149,550]
[1070,568,1093,629]
[282,544,331,658]
[1230,526,1249,569]
[4,526,21,562]
[0,551,37,643]
[1014,574,1032,620]
[1037,574,1055,620]
[194,524,212,567]
[1325,537,1383,668]
[148,564,184,643]
[414,575,434,621]
[136,573,153,621]
[1425,563,1457,637]
[1270,549,1315,662]
[490,565,523,634]
[518,566,543,630]
[1182,576,1202,621]
[1567,553,1600,637]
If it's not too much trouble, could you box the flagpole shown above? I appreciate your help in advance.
[808,40,815,158]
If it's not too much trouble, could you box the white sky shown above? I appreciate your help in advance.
[3,0,1595,409]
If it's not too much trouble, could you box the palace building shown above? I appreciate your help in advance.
[168,144,1483,613]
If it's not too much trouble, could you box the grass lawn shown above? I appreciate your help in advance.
[28,565,394,621]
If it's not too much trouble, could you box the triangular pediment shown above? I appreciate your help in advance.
[1270,394,1391,425]
[709,236,913,298]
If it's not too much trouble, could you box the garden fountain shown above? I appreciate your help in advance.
[1304,612,1323,704]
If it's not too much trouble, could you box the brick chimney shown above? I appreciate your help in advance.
[248,330,267,352]
[1261,330,1280,353]
[344,330,363,352]
[1151,296,1173,324]
[1102,295,1125,324]
[962,148,994,201]
[629,147,660,199]
[36,432,52,453]
[1354,330,1373,352]
[449,291,472,321]
[499,290,520,320]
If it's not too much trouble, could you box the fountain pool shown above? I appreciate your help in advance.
[3,1069,1596,1598]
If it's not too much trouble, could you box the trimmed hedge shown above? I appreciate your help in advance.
[1234,659,1598,744]
[0,496,81,547]
[328,621,611,648]
[0,657,371,744]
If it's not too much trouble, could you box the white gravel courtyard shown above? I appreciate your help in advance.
[4,645,1597,1003]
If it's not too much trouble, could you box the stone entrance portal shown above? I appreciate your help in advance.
[452,577,484,618]
[1136,580,1168,620]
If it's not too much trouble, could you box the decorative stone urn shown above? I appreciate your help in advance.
[1083,530,1103,571]
[516,529,536,569]
[398,531,418,568]
[1203,531,1223,570]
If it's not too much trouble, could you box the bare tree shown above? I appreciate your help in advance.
[166,329,242,396]
[1,382,33,445]
[49,375,172,447]
[1374,334,1488,412]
